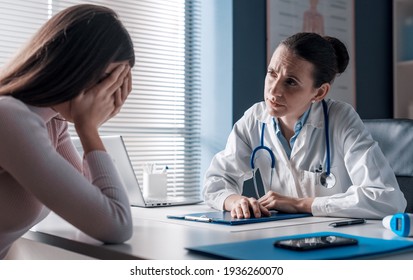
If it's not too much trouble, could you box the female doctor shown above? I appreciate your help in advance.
[203,32,407,219]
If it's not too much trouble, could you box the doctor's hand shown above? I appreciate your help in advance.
[258,191,314,213]
[224,194,270,219]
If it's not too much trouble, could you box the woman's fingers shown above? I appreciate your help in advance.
[103,65,130,94]
[70,63,132,130]
[230,197,269,219]
[111,71,131,117]
[259,203,271,216]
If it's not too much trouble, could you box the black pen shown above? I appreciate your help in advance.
[328,218,366,227]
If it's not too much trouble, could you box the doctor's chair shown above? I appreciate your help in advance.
[363,119,413,213]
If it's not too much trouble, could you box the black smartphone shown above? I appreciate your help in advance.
[274,235,358,251]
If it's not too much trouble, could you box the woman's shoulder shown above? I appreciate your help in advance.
[234,101,269,130]
[327,99,358,118]
[243,101,269,121]
[0,96,44,128]
[326,99,364,133]
[0,96,32,117]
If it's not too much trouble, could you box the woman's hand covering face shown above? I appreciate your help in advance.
[70,63,131,130]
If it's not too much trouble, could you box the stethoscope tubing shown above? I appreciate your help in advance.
[250,99,333,197]
[250,122,276,170]
[321,99,331,176]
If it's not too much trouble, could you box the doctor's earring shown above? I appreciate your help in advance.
[311,100,316,104]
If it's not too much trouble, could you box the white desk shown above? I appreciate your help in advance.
[23,204,413,260]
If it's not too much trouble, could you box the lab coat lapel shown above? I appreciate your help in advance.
[255,108,289,165]
[290,102,325,160]
[268,118,289,166]
[268,118,300,197]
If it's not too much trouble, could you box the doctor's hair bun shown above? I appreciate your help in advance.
[280,32,349,87]
[323,36,349,75]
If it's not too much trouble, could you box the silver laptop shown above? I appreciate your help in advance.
[71,135,203,207]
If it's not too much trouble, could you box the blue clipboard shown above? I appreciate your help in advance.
[186,231,413,259]
[167,211,311,225]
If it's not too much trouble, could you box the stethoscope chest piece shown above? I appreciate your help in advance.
[320,172,336,189]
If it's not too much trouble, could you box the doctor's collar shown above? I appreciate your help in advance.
[257,99,327,129]
[306,99,328,129]
[272,105,311,133]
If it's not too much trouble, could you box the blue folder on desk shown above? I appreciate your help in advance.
[187,231,413,260]
[167,211,311,225]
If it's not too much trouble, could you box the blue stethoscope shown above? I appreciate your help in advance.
[250,99,336,198]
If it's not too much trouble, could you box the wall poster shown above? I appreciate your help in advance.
[267,0,355,106]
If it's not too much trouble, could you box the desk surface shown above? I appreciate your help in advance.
[23,204,413,260]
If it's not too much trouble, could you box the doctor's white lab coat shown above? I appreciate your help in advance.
[203,99,407,219]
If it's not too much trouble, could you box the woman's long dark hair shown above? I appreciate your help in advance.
[0,4,135,106]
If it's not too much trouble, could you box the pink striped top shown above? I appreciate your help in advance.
[0,96,132,258]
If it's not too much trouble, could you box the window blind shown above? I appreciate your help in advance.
[0,0,202,199]
[0,1,49,64]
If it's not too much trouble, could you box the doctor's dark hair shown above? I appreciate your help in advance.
[280,32,349,88]
[0,4,135,106]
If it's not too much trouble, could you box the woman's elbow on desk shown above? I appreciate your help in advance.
[98,221,133,244]
[88,208,133,244]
